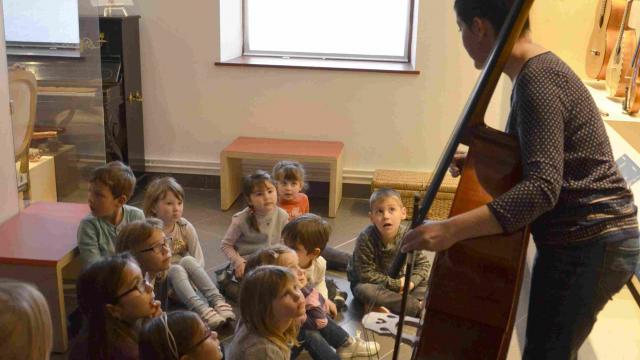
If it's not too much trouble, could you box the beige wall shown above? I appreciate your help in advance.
[0,0,19,222]
[530,0,595,79]
[132,0,511,182]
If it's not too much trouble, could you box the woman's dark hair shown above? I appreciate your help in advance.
[76,253,137,359]
[139,310,203,360]
[454,0,530,34]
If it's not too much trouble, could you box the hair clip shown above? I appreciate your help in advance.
[160,312,179,359]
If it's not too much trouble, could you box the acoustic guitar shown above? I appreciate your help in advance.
[605,0,636,97]
[623,36,640,113]
[586,0,628,80]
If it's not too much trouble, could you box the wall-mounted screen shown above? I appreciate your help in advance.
[3,0,80,48]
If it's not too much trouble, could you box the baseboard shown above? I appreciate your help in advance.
[144,158,375,185]
[144,158,374,199]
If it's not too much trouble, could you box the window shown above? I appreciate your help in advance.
[243,0,414,62]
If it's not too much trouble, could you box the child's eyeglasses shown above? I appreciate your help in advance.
[139,237,171,254]
[182,328,213,355]
[112,277,150,303]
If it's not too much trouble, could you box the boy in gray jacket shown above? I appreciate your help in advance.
[347,188,431,317]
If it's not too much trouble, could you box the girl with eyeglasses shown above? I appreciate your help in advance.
[139,310,224,360]
[116,218,231,330]
[69,253,162,360]
[116,218,173,311]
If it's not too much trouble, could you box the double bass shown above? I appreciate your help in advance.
[387,0,533,358]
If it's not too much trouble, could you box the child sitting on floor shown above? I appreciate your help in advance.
[0,280,53,360]
[246,245,380,360]
[139,310,224,360]
[347,188,431,317]
[116,218,229,329]
[282,213,349,311]
[143,177,234,325]
[69,253,162,360]
[227,265,305,360]
[272,160,351,272]
[272,160,310,220]
[77,161,145,268]
[218,170,289,301]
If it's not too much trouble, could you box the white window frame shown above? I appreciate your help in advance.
[242,0,416,63]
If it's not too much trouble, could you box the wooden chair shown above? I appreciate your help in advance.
[9,65,38,200]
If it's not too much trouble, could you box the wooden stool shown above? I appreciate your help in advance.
[371,169,459,220]
[220,137,344,217]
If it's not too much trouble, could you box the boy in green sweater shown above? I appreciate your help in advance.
[77,161,145,268]
[347,188,431,317]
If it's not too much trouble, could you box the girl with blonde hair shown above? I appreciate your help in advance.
[245,246,379,360]
[143,177,234,328]
[228,265,305,360]
[0,279,53,360]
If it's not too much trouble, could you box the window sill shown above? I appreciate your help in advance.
[215,55,419,74]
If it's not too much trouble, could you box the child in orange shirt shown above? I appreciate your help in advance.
[273,161,350,273]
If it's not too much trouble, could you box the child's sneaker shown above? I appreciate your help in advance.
[201,307,226,329]
[337,335,380,359]
[214,302,236,322]
[334,290,349,310]
[369,305,391,314]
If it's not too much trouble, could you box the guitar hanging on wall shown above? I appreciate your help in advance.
[605,0,636,97]
[623,35,640,113]
[586,0,628,80]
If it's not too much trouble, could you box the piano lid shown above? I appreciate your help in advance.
[8,55,122,88]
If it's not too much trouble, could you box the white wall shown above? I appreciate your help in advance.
[132,0,511,183]
[0,0,19,222]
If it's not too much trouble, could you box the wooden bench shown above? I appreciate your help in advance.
[0,202,88,353]
[220,137,344,217]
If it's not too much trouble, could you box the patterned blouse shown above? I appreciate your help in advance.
[487,52,638,245]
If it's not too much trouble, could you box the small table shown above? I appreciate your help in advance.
[220,137,344,217]
[0,202,88,353]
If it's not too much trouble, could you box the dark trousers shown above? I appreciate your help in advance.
[523,236,639,359]
[352,280,427,317]
[321,246,351,272]
[291,318,349,360]
[215,264,241,303]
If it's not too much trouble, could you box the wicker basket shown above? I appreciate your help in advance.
[371,169,459,220]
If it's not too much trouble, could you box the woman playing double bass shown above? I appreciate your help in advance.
[402,1,640,358]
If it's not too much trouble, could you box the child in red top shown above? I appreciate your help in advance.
[273,160,351,273]
[273,160,309,220]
